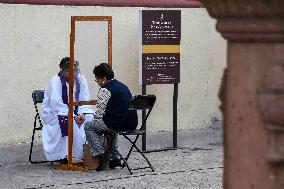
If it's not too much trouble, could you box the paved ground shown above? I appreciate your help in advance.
[0,125,223,189]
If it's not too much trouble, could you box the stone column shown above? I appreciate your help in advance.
[200,1,284,189]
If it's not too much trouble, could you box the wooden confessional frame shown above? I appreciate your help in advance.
[54,16,112,171]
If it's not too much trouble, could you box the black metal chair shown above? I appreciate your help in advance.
[29,90,54,164]
[101,95,156,174]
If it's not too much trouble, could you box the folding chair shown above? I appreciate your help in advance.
[101,95,156,175]
[29,90,54,164]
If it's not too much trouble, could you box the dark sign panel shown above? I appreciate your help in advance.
[142,53,180,84]
[140,10,181,85]
[142,10,181,45]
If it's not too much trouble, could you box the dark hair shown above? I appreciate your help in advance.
[59,57,70,70]
[93,63,114,80]
[59,57,79,70]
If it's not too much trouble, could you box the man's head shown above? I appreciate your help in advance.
[59,57,80,81]
[93,63,114,87]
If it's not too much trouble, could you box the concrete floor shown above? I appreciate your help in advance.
[0,126,223,189]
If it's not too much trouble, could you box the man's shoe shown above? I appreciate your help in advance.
[96,154,108,171]
[109,159,122,169]
[84,155,101,169]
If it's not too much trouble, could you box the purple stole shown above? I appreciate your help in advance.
[57,72,80,137]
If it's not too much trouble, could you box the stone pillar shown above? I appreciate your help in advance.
[200,1,284,189]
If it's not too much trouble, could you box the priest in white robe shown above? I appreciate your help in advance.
[41,57,94,161]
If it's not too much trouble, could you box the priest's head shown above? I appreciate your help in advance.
[59,57,80,81]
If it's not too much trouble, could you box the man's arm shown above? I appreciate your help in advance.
[94,88,111,119]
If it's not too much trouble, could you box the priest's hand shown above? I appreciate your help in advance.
[75,114,85,125]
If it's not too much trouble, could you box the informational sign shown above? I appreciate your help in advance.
[139,10,181,85]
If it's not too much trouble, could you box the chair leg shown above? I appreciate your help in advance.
[29,115,53,164]
[29,116,38,164]
[120,135,139,169]
[102,134,133,174]
[124,135,140,162]
[109,145,133,175]
[123,135,154,172]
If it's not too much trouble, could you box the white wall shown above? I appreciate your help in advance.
[0,4,226,144]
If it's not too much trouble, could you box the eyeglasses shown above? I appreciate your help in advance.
[95,77,104,83]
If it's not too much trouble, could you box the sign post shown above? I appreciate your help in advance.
[139,10,181,151]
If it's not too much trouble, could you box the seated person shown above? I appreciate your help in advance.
[41,57,94,163]
[84,63,138,170]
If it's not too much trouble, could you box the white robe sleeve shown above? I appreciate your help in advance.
[50,76,69,116]
[41,80,55,125]
[41,75,68,126]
